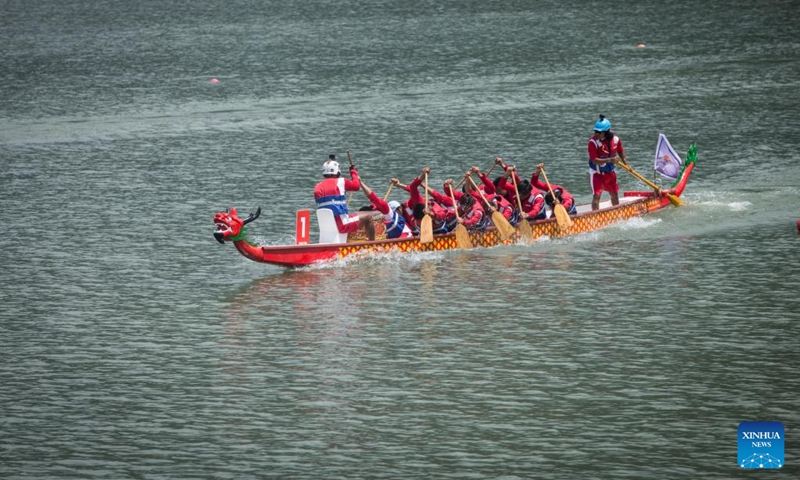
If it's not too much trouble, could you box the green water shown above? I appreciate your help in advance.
[2,0,799,478]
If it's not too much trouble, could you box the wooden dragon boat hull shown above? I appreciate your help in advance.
[214,152,696,269]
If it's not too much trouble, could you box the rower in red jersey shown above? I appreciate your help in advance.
[390,178,420,235]
[456,191,486,231]
[470,165,495,195]
[443,170,486,208]
[411,167,456,235]
[530,163,577,216]
[461,165,516,226]
[394,167,455,235]
[359,181,413,239]
[486,157,514,200]
[501,167,546,221]
[485,192,517,225]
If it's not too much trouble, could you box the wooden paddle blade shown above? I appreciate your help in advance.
[492,211,515,240]
[554,204,574,230]
[420,214,434,243]
[455,224,472,249]
[518,217,533,238]
[667,193,684,207]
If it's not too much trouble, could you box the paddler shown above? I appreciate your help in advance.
[468,165,516,225]
[392,167,454,236]
[389,177,419,235]
[455,190,487,231]
[411,167,456,235]
[531,163,577,216]
[501,167,546,221]
[359,181,413,239]
[487,157,516,201]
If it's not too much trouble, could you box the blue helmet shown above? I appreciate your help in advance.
[594,115,611,132]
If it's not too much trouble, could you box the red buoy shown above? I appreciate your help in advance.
[796,218,800,234]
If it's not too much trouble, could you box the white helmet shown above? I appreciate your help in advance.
[322,160,340,176]
[388,200,401,211]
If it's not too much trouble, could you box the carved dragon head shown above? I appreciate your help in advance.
[213,206,261,244]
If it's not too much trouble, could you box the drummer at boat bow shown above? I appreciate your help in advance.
[314,154,375,240]
[588,114,627,210]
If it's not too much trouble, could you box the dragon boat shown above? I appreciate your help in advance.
[213,145,697,269]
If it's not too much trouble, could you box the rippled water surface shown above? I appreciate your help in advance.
[2,0,800,478]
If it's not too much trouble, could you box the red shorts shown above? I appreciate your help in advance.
[590,170,619,195]
[335,213,362,234]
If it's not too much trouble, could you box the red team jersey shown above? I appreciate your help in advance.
[314,169,362,233]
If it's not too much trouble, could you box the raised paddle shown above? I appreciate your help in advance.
[539,166,574,230]
[510,171,533,238]
[448,188,472,249]
[346,150,355,207]
[420,172,434,243]
[454,176,467,190]
[616,158,684,207]
[453,160,496,190]
[484,162,497,178]
[466,175,516,240]
[383,183,394,201]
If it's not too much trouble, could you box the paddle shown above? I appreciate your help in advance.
[539,166,574,230]
[510,170,533,238]
[421,167,478,198]
[484,162,497,178]
[616,158,684,207]
[420,172,434,243]
[346,150,355,207]
[452,160,496,191]
[448,188,473,249]
[383,183,394,201]
[467,175,516,240]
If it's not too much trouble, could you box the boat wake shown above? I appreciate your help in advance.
[616,216,663,230]
[697,200,752,212]
[303,247,447,271]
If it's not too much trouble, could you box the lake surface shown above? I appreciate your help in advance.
[2,0,799,478]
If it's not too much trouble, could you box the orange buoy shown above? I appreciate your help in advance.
[637,43,646,49]
[210,78,220,84]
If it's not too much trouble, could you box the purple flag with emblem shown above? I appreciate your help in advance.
[654,133,682,180]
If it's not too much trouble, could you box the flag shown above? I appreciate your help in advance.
[654,133,682,180]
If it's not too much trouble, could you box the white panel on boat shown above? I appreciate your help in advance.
[316,209,349,244]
